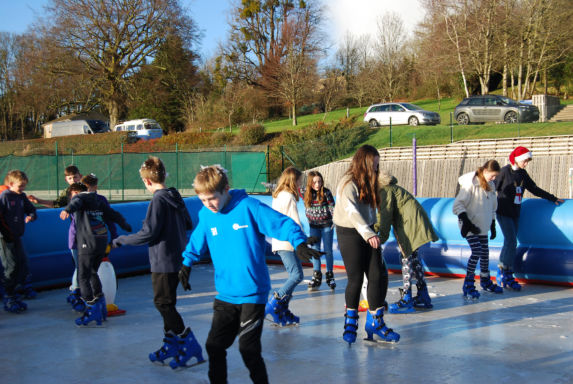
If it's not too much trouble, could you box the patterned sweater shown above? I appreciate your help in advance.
[305,188,335,228]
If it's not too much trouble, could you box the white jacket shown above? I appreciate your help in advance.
[272,191,302,252]
[452,171,497,236]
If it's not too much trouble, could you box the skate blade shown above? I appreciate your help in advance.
[264,318,299,328]
[170,358,207,370]
[363,337,400,345]
[75,320,106,328]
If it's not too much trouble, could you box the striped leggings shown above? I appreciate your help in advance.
[400,250,427,291]
[465,235,490,277]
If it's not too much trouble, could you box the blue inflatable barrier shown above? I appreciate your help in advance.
[19,195,572,288]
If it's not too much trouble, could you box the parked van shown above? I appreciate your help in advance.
[113,119,163,140]
[43,120,109,138]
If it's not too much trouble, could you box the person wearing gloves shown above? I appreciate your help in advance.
[179,165,321,384]
[495,146,564,291]
[453,160,502,299]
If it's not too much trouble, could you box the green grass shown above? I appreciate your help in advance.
[262,97,573,149]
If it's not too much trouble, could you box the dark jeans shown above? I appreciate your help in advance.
[0,237,29,295]
[77,251,104,302]
[206,299,268,384]
[336,225,388,310]
[497,214,520,269]
[151,272,185,334]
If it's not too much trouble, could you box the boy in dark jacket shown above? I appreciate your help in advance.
[112,156,203,369]
[60,183,131,326]
[0,170,37,313]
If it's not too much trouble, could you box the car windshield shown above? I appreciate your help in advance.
[400,103,423,111]
[144,122,161,130]
[87,120,109,133]
[498,96,518,106]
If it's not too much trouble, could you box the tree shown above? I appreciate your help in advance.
[44,0,197,128]
[223,0,323,125]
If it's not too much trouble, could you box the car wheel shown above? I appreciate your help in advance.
[368,119,379,128]
[408,116,419,126]
[456,113,470,125]
[504,111,518,123]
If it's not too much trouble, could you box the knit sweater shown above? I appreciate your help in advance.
[272,190,302,252]
[332,175,377,242]
[304,188,335,228]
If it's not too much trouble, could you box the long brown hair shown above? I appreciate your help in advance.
[343,145,380,208]
[273,166,302,200]
[476,159,500,191]
[304,171,325,207]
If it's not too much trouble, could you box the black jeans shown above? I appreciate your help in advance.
[77,251,104,302]
[206,299,268,384]
[0,237,28,295]
[336,225,388,310]
[151,272,185,334]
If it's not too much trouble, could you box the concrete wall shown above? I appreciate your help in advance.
[532,94,561,122]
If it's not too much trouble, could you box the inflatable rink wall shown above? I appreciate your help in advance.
[19,195,573,288]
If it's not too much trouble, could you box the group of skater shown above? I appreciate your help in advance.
[0,142,563,383]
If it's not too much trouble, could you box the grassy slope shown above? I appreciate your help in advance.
[263,98,573,149]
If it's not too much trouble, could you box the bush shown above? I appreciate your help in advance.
[237,124,266,145]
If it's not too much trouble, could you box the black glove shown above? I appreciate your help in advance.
[123,223,132,233]
[490,220,496,240]
[179,265,191,291]
[458,212,480,238]
[305,236,320,246]
[295,239,324,263]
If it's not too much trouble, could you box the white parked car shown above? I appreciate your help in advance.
[114,118,163,140]
[363,102,441,127]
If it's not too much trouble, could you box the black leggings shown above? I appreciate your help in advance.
[336,226,388,310]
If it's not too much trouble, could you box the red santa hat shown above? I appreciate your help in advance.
[509,146,532,165]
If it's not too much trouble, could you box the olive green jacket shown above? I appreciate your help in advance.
[375,171,438,257]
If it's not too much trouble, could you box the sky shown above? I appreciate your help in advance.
[0,0,425,59]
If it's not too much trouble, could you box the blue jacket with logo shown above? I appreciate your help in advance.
[182,189,307,304]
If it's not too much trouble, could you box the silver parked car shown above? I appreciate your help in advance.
[454,95,539,125]
[363,102,441,127]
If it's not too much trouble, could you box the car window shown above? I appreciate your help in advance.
[484,97,498,106]
[468,98,483,106]
[401,103,422,110]
[379,105,391,112]
[391,104,405,112]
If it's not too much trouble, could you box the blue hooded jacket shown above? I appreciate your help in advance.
[182,189,307,305]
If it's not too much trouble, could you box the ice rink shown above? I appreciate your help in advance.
[1,264,571,384]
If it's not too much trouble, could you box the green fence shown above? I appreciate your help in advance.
[0,148,268,201]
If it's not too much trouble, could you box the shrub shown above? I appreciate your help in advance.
[237,124,266,145]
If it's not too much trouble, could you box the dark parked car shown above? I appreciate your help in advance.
[454,95,539,125]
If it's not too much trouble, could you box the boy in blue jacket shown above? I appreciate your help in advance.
[179,165,321,383]
[112,156,204,369]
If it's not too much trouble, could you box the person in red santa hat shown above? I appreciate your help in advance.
[495,146,564,290]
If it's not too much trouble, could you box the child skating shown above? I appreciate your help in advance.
[375,170,438,313]
[453,160,503,299]
[179,165,320,383]
[112,156,203,369]
[304,170,336,291]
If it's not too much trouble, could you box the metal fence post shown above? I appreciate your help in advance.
[121,141,125,201]
[55,141,59,196]
[389,117,392,147]
[450,112,453,143]
[176,143,180,190]
[413,134,417,196]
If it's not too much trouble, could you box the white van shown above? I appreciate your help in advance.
[43,120,109,138]
[113,119,163,140]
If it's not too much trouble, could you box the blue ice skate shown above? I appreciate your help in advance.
[67,288,86,312]
[3,295,27,313]
[75,297,104,326]
[343,308,359,345]
[365,307,400,343]
[20,277,37,299]
[278,294,299,326]
[169,328,205,369]
[462,274,480,299]
[497,267,521,291]
[480,275,503,294]
[412,283,433,309]
[264,292,284,325]
[149,331,179,364]
[389,288,415,314]
[99,294,107,321]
